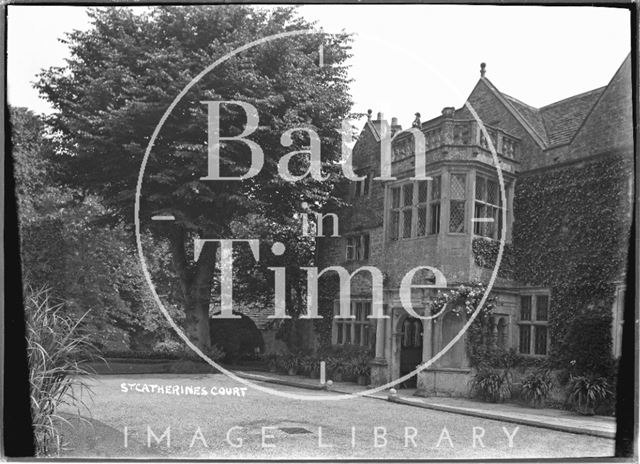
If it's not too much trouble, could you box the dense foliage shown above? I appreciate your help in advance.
[513,154,631,376]
[11,107,183,350]
[471,237,514,279]
[36,6,355,349]
[429,282,497,368]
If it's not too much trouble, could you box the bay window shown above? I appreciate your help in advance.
[388,175,442,240]
[449,173,467,233]
[474,175,504,240]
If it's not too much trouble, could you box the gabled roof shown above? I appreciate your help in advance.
[502,94,548,142]
[364,119,382,141]
[539,87,605,147]
[479,77,607,150]
[479,78,548,148]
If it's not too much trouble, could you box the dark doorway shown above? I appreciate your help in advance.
[399,317,423,388]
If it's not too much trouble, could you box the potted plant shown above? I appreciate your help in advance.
[567,375,611,415]
[520,370,554,408]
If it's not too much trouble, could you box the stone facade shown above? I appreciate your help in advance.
[315,55,633,396]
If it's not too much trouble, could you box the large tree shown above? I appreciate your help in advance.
[11,106,184,350]
[37,6,354,350]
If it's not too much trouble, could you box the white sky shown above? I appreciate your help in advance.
[7,5,631,128]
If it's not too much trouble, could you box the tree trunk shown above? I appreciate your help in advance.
[168,229,218,352]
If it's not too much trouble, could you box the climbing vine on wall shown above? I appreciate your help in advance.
[472,238,514,279]
[314,274,340,348]
[430,282,498,368]
[513,153,631,376]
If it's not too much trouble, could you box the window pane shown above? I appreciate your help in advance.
[355,302,363,320]
[391,187,400,208]
[345,325,351,344]
[536,295,549,321]
[346,237,356,260]
[417,207,427,236]
[449,200,465,233]
[487,205,497,238]
[520,296,532,320]
[519,325,531,354]
[418,181,428,203]
[450,174,466,200]
[429,203,440,234]
[474,202,486,235]
[362,234,370,260]
[431,176,441,200]
[354,323,361,345]
[363,302,371,320]
[402,210,412,238]
[390,211,400,240]
[487,180,498,205]
[534,326,547,355]
[403,183,413,206]
[475,176,486,201]
[363,325,369,347]
[337,323,343,344]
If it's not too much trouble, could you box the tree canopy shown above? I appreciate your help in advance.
[36,5,355,349]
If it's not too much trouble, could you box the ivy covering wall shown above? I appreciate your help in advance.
[512,153,632,376]
[472,238,514,279]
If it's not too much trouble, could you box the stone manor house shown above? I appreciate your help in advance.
[315,55,633,395]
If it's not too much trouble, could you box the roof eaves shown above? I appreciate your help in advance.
[479,77,548,149]
[563,54,630,147]
[366,119,381,142]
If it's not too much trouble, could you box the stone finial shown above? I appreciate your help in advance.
[367,109,372,120]
[480,62,486,78]
[412,112,421,128]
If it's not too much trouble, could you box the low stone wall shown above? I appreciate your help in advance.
[417,368,473,397]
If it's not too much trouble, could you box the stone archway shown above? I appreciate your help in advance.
[209,311,265,364]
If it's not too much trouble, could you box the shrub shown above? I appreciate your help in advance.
[153,340,184,354]
[26,287,99,456]
[520,370,554,407]
[559,311,615,378]
[469,369,511,403]
[567,375,611,415]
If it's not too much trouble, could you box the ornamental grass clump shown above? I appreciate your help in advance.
[469,369,511,403]
[567,375,612,415]
[26,287,99,456]
[520,370,554,408]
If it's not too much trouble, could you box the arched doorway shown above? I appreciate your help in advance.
[400,317,423,388]
[209,311,265,364]
[439,309,465,368]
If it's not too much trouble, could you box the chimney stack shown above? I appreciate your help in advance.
[441,107,455,119]
[391,117,402,135]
